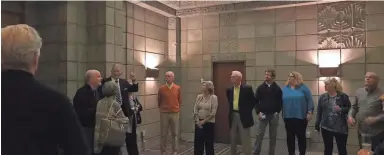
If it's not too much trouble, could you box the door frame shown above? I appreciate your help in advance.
[211,61,246,144]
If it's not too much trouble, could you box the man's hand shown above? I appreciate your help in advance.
[365,116,379,125]
[306,113,312,122]
[380,94,384,101]
[258,113,263,120]
[348,116,356,126]
[129,72,136,81]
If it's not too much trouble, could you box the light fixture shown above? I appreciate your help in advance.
[145,67,159,78]
[319,65,340,77]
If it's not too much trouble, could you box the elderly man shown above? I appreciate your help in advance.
[73,69,103,155]
[158,71,181,155]
[100,63,139,154]
[227,71,255,155]
[348,72,384,152]
[2,24,88,155]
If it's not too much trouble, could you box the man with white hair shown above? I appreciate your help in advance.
[73,69,103,155]
[158,71,181,155]
[2,24,89,155]
[227,71,256,155]
[348,72,384,152]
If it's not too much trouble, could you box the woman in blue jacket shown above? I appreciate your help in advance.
[282,71,314,155]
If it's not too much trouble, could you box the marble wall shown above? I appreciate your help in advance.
[179,1,384,153]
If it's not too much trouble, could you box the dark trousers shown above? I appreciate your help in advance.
[194,122,215,155]
[371,130,384,152]
[97,146,120,155]
[284,118,307,155]
[321,128,348,155]
[126,115,139,155]
[83,127,95,155]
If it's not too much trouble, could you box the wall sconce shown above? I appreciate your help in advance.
[319,65,341,77]
[145,68,159,78]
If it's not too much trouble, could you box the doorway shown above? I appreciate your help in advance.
[212,62,246,144]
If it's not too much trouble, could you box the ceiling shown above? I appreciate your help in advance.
[159,1,248,10]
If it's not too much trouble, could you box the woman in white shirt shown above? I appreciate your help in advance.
[193,81,218,155]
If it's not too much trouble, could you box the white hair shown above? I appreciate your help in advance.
[231,71,243,78]
[165,71,174,77]
[85,70,100,83]
[1,24,42,70]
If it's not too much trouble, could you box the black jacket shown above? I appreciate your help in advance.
[226,84,256,128]
[73,84,103,128]
[374,140,384,155]
[254,82,283,114]
[101,77,138,117]
[2,70,89,155]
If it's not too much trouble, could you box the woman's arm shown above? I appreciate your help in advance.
[112,103,129,124]
[303,85,314,113]
[315,96,323,131]
[340,94,352,114]
[193,95,201,123]
[203,95,219,123]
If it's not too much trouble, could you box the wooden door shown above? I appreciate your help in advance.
[212,62,246,144]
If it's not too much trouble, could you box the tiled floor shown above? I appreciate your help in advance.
[138,141,334,155]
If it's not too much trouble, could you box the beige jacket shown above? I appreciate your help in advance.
[193,94,218,123]
[94,96,128,153]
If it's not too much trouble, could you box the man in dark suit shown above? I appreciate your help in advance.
[101,63,139,115]
[226,71,255,155]
[2,24,89,155]
[101,63,139,154]
[73,69,103,155]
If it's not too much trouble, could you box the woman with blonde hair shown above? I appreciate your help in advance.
[282,71,314,155]
[315,77,351,155]
[193,81,218,155]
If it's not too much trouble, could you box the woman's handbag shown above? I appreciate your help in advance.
[102,104,127,147]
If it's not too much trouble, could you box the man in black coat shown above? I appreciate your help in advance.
[226,71,255,155]
[73,69,103,155]
[2,24,89,155]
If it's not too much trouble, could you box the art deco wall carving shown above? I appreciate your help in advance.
[318,2,365,49]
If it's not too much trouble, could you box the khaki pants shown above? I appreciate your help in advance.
[160,112,180,154]
[230,113,252,155]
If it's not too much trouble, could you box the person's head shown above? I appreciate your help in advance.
[201,81,215,95]
[102,81,119,97]
[264,68,276,82]
[165,71,174,84]
[230,71,242,86]
[2,24,42,74]
[324,77,343,93]
[85,70,102,88]
[285,71,303,86]
[364,72,379,89]
[111,63,123,79]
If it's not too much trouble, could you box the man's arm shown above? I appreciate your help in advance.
[349,95,359,119]
[72,89,86,124]
[277,87,283,113]
[178,87,181,106]
[56,97,89,155]
[158,88,162,108]
[126,80,139,92]
[248,86,256,108]
[254,86,261,114]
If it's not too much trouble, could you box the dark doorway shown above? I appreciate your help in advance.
[212,62,246,144]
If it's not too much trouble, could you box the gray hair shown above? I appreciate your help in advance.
[102,81,119,97]
[202,81,215,94]
[2,24,42,70]
[85,70,99,83]
[231,70,243,78]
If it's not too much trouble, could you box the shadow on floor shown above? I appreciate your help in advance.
[138,141,334,155]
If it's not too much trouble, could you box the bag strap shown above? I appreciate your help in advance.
[107,102,122,118]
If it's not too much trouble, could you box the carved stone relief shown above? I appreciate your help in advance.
[318,2,366,49]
